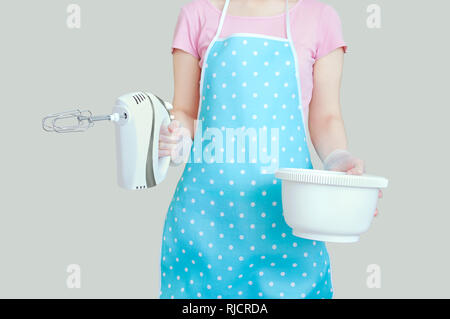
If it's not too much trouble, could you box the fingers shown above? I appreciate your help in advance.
[158,149,172,158]
[159,141,178,151]
[160,121,184,144]
[159,133,182,144]
[170,137,193,165]
[168,120,181,133]
[345,158,380,217]
[159,122,179,158]
[347,158,365,175]
[160,120,180,135]
[159,121,193,159]
[373,190,384,217]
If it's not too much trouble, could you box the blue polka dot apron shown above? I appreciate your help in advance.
[160,0,333,299]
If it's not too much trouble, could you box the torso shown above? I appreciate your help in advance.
[180,0,344,128]
[160,0,334,299]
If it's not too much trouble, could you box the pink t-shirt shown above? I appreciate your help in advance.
[172,0,347,121]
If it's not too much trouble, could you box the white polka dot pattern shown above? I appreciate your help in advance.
[159,35,333,299]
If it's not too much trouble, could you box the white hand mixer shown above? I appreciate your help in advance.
[42,92,173,189]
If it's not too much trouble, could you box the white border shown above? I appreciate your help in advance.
[287,36,308,133]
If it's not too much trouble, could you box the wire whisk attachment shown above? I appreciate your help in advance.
[42,109,125,133]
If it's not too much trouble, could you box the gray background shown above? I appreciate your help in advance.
[0,0,449,298]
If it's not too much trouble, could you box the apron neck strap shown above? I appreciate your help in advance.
[214,0,293,41]
[215,0,230,39]
[285,0,293,42]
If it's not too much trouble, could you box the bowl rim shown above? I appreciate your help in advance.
[275,168,389,188]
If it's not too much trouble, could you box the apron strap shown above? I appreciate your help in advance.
[214,0,294,41]
[214,0,231,39]
[285,0,293,42]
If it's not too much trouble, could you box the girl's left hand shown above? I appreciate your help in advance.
[323,149,383,217]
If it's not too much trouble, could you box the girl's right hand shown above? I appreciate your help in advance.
[158,120,193,165]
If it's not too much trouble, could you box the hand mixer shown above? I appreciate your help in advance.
[42,92,174,189]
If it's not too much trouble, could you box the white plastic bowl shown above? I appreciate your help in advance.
[275,168,389,243]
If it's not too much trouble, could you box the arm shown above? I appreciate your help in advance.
[158,49,200,161]
[309,48,348,162]
[171,48,201,139]
[309,48,382,215]
[309,47,363,174]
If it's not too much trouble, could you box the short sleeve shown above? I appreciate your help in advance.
[172,6,201,59]
[315,5,347,60]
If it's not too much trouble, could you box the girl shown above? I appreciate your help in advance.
[158,0,377,299]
